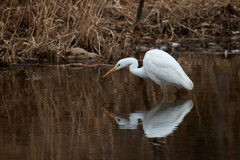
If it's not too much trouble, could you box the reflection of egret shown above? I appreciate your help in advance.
[103,49,193,94]
[104,100,193,138]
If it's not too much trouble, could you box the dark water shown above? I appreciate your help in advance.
[0,53,240,160]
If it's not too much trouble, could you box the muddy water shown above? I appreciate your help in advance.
[0,53,240,160]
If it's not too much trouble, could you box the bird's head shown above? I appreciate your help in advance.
[103,59,131,77]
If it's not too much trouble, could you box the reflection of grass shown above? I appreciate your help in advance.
[0,54,240,158]
[0,0,239,64]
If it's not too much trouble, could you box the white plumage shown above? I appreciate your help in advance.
[117,100,193,138]
[103,49,194,94]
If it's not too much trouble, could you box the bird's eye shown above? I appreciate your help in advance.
[117,64,120,67]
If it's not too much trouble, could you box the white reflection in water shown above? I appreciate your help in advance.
[117,100,193,138]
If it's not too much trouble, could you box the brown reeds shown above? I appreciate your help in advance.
[0,0,240,64]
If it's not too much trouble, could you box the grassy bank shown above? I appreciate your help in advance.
[0,0,240,64]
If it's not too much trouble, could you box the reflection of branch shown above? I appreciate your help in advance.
[43,64,115,68]
[103,108,120,122]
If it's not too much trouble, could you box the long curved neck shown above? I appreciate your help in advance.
[127,58,148,78]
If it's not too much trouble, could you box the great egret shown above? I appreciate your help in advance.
[116,100,193,138]
[103,49,194,94]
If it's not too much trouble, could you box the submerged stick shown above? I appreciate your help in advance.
[46,64,115,68]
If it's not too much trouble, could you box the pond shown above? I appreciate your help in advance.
[0,48,240,160]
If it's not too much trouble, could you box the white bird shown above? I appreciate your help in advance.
[117,100,193,138]
[103,49,194,94]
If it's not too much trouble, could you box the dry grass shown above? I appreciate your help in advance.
[0,0,240,64]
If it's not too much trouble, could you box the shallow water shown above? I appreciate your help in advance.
[0,53,240,160]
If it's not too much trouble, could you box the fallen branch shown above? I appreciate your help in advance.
[177,23,214,39]
[46,63,115,68]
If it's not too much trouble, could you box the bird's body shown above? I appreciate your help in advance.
[103,49,193,94]
[116,100,193,138]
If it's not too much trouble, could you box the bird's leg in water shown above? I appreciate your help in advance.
[174,87,180,95]
[159,82,164,95]
[152,138,160,146]
[161,93,164,100]
[174,93,180,102]
[173,87,180,102]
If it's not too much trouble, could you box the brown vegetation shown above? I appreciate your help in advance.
[0,0,240,64]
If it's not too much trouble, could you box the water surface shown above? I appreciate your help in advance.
[0,53,240,160]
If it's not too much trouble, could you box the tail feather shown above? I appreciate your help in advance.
[182,76,194,90]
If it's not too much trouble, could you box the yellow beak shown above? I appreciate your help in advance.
[103,66,118,77]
